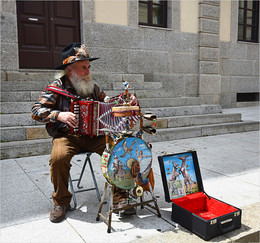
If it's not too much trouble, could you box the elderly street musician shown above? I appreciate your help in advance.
[31,43,131,223]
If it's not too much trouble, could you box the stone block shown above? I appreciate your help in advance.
[153,73,185,96]
[221,59,255,76]
[1,14,18,43]
[1,1,17,14]
[128,50,171,74]
[199,74,221,95]
[26,126,50,140]
[230,43,247,59]
[0,138,52,160]
[231,76,259,93]
[199,18,219,34]
[199,61,219,74]
[199,47,219,61]
[2,102,33,114]
[220,93,236,108]
[81,1,94,22]
[88,47,128,73]
[247,43,259,60]
[172,53,198,74]
[201,121,259,136]
[128,0,138,26]
[144,118,168,129]
[1,43,19,70]
[83,22,144,50]
[219,42,230,58]
[1,91,31,102]
[144,127,202,143]
[31,91,42,101]
[221,76,231,93]
[199,33,219,47]
[165,31,198,53]
[254,61,259,76]
[122,74,144,83]
[1,114,35,127]
[143,28,168,51]
[184,74,199,97]
[91,72,122,85]
[113,81,162,90]
[200,94,221,104]
[0,127,25,142]
[199,3,220,19]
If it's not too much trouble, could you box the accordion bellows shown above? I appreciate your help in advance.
[71,100,140,136]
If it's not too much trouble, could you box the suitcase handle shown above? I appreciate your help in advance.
[218,218,234,233]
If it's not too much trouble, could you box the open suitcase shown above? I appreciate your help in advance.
[158,151,242,241]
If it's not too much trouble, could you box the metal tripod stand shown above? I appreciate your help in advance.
[96,182,161,233]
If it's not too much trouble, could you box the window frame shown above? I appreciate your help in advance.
[139,0,167,28]
[238,0,259,43]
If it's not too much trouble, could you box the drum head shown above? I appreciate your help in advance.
[107,137,152,189]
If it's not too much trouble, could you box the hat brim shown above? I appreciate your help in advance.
[54,57,100,70]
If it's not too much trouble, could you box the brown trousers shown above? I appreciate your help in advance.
[49,134,127,206]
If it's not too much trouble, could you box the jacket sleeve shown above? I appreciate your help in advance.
[31,81,61,123]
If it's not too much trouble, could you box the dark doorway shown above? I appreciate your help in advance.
[16,1,81,69]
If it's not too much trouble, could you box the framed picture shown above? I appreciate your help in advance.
[158,151,203,202]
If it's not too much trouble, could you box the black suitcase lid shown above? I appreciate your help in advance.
[158,150,205,202]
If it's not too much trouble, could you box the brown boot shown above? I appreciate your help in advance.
[50,205,69,223]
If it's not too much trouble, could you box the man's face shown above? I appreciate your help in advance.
[67,60,91,78]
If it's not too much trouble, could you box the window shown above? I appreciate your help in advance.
[238,0,259,42]
[139,0,167,28]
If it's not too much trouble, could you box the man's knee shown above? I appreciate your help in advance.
[49,152,72,169]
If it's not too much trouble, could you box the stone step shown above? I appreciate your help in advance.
[0,125,50,142]
[1,70,145,83]
[1,88,178,102]
[139,97,201,108]
[1,121,259,159]
[142,104,222,117]
[112,81,162,90]
[1,97,203,114]
[0,113,37,127]
[0,138,53,160]
[2,102,34,114]
[1,113,242,142]
[146,113,242,128]
[143,121,260,143]
[0,104,220,126]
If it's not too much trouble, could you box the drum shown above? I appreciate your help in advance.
[101,136,152,190]
[112,105,140,117]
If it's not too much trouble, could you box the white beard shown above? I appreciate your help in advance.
[69,72,95,97]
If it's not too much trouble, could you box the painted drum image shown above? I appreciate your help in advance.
[106,137,152,190]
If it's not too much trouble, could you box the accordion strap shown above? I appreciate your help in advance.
[44,86,80,100]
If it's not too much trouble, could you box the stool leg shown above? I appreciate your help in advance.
[76,154,89,189]
[88,157,101,201]
[69,175,77,211]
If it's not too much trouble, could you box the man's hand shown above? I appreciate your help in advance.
[57,112,78,128]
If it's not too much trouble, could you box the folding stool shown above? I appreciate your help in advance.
[69,152,101,210]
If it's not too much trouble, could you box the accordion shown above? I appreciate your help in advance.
[71,100,140,136]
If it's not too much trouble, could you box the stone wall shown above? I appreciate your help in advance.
[1,0,19,71]
[1,0,259,108]
[219,1,259,108]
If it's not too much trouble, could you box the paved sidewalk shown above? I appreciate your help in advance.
[1,106,259,243]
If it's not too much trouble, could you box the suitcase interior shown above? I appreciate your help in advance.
[172,191,238,220]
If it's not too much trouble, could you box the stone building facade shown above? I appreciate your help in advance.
[1,0,259,108]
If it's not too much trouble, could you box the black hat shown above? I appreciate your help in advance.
[55,42,99,70]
